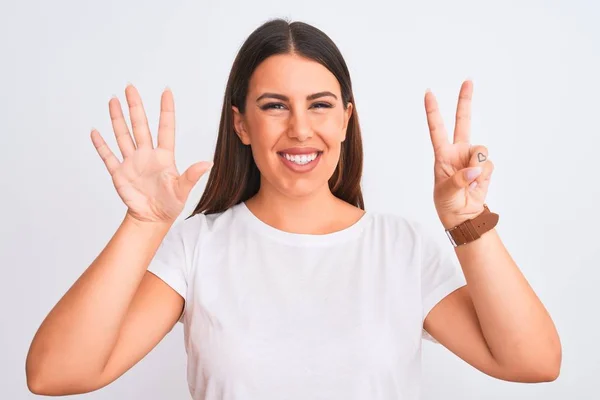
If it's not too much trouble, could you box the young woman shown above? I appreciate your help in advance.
[26,18,561,399]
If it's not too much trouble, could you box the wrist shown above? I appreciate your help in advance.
[440,206,487,231]
[122,212,173,236]
[443,204,499,247]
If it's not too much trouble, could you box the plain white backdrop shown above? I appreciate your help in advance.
[1,0,599,398]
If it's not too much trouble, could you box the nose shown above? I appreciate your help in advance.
[287,109,313,141]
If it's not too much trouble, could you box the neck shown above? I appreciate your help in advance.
[245,180,347,235]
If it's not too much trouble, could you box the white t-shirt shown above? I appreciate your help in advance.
[147,201,466,400]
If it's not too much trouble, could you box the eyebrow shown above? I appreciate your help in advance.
[256,91,338,102]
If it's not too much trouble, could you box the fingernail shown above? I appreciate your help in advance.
[466,167,482,181]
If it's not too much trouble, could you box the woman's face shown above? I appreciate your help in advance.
[233,53,352,199]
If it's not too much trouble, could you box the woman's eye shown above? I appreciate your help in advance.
[311,102,333,109]
[262,103,286,110]
[260,102,332,111]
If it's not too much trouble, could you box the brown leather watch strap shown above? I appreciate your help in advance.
[445,204,499,247]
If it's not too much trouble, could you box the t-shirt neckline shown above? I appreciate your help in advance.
[234,201,372,247]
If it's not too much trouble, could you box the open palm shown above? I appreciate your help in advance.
[91,85,212,224]
[425,80,494,230]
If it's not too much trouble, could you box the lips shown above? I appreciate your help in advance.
[277,149,322,173]
[277,147,322,155]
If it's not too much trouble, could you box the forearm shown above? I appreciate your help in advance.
[26,214,171,385]
[454,228,561,373]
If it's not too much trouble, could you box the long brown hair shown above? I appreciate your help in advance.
[188,19,364,217]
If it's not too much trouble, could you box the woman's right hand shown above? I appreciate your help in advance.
[91,85,212,225]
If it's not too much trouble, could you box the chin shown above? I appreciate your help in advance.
[273,178,328,199]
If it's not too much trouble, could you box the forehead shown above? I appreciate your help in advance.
[248,53,341,97]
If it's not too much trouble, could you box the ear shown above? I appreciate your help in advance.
[341,102,353,142]
[232,106,251,145]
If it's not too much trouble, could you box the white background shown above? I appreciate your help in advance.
[1,0,598,398]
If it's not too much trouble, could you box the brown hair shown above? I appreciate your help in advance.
[188,18,364,217]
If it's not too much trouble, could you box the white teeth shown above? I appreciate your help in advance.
[283,152,318,165]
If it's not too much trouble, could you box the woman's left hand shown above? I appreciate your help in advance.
[424,80,494,230]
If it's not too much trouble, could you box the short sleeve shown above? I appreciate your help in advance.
[416,221,467,342]
[146,221,189,322]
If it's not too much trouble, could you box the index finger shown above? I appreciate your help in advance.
[424,90,449,154]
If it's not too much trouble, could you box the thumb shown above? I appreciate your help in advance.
[451,166,482,190]
[176,161,213,200]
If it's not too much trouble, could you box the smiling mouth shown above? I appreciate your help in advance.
[277,151,323,165]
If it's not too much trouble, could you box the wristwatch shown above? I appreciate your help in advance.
[445,204,499,247]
